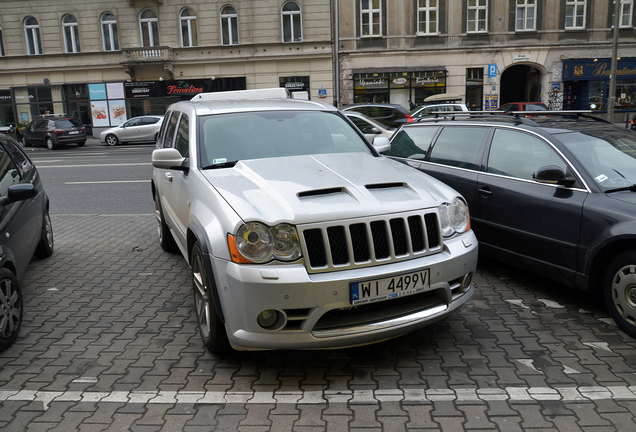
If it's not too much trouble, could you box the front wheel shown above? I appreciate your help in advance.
[46,137,56,150]
[604,251,636,338]
[105,134,119,146]
[34,210,54,258]
[0,269,23,353]
[191,242,230,353]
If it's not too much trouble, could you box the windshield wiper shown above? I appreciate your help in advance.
[605,184,636,193]
[201,160,239,170]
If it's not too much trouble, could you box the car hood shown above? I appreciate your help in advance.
[607,190,636,206]
[201,153,456,225]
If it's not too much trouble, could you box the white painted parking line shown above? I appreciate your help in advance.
[1,386,635,410]
[65,180,151,185]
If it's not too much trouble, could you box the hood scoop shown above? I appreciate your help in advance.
[298,187,345,198]
[365,181,422,202]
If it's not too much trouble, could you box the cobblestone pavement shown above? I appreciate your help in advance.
[1,214,635,431]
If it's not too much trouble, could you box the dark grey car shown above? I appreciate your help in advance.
[0,134,53,352]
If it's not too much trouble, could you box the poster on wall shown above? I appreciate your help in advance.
[88,83,107,100]
[106,83,125,99]
[108,100,127,125]
[91,100,110,127]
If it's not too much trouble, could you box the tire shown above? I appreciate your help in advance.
[604,251,636,338]
[154,190,178,252]
[191,242,230,353]
[0,269,23,353]
[34,210,54,259]
[105,134,119,146]
[77,141,86,147]
[21,135,30,148]
[46,137,56,150]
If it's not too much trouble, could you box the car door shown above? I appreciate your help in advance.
[31,119,48,145]
[119,118,143,142]
[158,112,191,246]
[474,127,587,280]
[139,117,160,141]
[0,141,39,279]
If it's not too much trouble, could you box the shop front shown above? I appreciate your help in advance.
[352,68,447,108]
[562,58,636,113]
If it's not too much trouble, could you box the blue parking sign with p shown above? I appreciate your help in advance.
[488,64,497,77]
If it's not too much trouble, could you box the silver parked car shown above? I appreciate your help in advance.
[151,88,478,352]
[99,115,164,146]
[344,111,395,141]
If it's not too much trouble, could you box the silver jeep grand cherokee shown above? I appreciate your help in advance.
[151,88,478,351]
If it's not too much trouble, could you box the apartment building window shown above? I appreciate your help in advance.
[282,2,302,42]
[565,0,586,29]
[180,8,198,47]
[516,0,536,31]
[24,16,42,55]
[418,0,438,34]
[221,6,239,45]
[611,0,634,27]
[62,14,80,53]
[101,13,119,51]
[140,9,159,47]
[467,0,488,32]
[361,0,382,36]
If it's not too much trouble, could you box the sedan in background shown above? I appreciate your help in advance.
[0,134,53,352]
[99,115,164,146]
[344,111,395,142]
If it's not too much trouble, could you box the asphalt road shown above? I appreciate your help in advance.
[23,138,155,215]
[1,138,635,431]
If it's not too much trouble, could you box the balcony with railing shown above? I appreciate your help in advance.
[121,46,174,80]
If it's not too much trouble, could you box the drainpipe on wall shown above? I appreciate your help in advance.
[332,0,340,108]
[608,0,620,123]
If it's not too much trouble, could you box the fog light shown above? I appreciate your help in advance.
[461,272,473,289]
[257,309,279,328]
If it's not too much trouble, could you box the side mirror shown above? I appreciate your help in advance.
[533,165,575,186]
[372,136,391,154]
[0,183,37,207]
[152,148,188,171]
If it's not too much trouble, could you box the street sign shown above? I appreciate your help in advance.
[318,88,327,98]
[488,64,497,77]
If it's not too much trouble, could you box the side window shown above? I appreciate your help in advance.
[428,126,487,169]
[0,144,21,198]
[164,112,180,149]
[487,129,567,180]
[387,126,439,160]
[143,117,160,125]
[3,140,32,178]
[174,114,189,157]
[349,117,374,133]
[157,112,172,148]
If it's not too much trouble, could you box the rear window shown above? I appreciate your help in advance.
[428,126,488,170]
[387,126,439,160]
[55,119,81,128]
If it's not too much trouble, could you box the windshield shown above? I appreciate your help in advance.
[558,129,636,190]
[198,110,372,167]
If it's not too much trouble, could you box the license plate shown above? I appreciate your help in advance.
[69,131,79,134]
[350,269,430,305]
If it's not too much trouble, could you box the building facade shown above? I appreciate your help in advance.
[1,0,636,135]
[336,0,636,122]
[0,0,334,135]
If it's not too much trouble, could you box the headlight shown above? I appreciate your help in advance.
[229,222,302,263]
[439,197,470,237]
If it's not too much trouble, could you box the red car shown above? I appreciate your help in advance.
[499,102,548,112]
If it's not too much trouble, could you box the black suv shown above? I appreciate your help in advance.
[385,111,636,338]
[341,103,413,129]
[21,116,87,150]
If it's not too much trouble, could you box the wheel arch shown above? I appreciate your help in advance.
[585,237,636,294]
[187,221,226,323]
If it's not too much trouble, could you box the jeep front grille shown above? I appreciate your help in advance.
[298,210,442,273]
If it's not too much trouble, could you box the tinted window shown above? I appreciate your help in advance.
[174,115,189,157]
[3,139,33,177]
[487,129,567,180]
[525,104,548,111]
[428,126,487,170]
[54,119,81,128]
[349,116,376,133]
[164,112,179,148]
[157,111,172,148]
[125,118,142,127]
[0,144,20,197]
[387,126,439,160]
[143,117,160,125]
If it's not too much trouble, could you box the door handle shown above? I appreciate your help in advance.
[164,172,173,182]
[478,187,492,196]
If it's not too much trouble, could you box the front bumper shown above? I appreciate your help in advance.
[210,231,478,350]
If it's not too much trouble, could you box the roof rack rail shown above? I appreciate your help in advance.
[413,109,612,126]
[414,111,538,126]
[505,110,612,124]
[191,88,290,102]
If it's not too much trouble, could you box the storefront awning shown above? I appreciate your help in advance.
[352,66,447,74]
